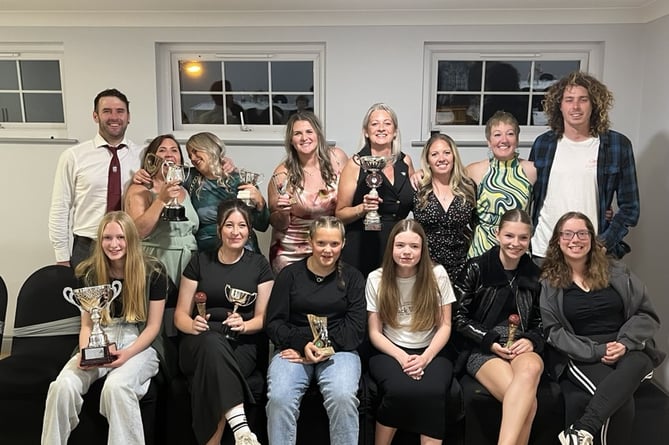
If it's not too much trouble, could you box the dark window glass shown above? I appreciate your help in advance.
[24,92,64,122]
[20,60,61,90]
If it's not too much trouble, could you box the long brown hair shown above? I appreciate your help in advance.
[282,111,337,192]
[75,211,160,324]
[542,71,613,137]
[541,211,610,290]
[416,132,476,210]
[377,220,442,331]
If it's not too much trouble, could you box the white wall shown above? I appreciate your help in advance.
[1,20,666,385]
[628,13,669,390]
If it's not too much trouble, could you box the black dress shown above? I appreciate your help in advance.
[178,250,273,444]
[342,146,413,277]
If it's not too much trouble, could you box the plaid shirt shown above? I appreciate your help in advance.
[529,130,640,258]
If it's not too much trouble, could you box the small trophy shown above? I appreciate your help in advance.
[237,169,265,206]
[143,152,164,189]
[506,314,520,348]
[307,314,335,358]
[194,291,207,318]
[271,171,297,206]
[63,281,122,367]
[352,155,396,231]
[222,284,257,340]
[163,160,189,221]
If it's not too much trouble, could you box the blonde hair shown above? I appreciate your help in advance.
[359,103,402,156]
[186,132,229,196]
[75,211,163,324]
[416,132,476,210]
[308,216,347,290]
[377,220,442,331]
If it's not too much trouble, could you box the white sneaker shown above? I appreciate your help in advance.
[558,426,593,445]
[236,431,261,445]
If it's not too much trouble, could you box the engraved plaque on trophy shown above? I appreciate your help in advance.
[307,314,335,358]
[63,281,122,367]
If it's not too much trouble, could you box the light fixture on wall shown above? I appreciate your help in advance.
[182,61,202,76]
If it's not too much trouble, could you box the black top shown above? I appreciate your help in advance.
[265,258,366,355]
[563,284,625,337]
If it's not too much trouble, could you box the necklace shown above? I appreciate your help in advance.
[505,269,519,288]
[307,257,335,283]
[218,249,244,265]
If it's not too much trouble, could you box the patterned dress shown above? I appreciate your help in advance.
[413,192,476,282]
[185,171,270,254]
[467,155,532,258]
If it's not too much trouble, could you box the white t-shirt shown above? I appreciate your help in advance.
[532,136,599,257]
[366,264,455,349]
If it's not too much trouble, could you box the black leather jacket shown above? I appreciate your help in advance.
[453,246,544,355]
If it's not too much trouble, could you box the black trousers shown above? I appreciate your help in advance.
[71,235,94,271]
[563,350,653,445]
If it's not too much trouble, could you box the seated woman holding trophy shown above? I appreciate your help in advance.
[125,134,199,294]
[42,211,169,445]
[268,111,348,274]
[185,132,269,254]
[336,102,415,277]
[453,209,544,445]
[174,199,273,445]
[265,216,366,445]
[366,219,455,445]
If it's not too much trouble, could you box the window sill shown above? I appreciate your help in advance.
[0,137,77,145]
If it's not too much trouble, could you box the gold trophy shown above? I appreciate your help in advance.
[307,314,335,358]
[63,281,122,366]
[352,154,395,231]
[143,152,164,190]
[506,314,520,348]
[163,160,188,221]
[237,169,264,207]
[223,285,257,340]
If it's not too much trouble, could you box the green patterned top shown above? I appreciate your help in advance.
[467,155,531,258]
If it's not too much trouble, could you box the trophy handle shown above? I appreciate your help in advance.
[352,154,361,167]
[63,287,80,309]
[224,284,231,299]
[110,280,122,302]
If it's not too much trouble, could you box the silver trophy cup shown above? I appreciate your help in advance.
[237,169,264,207]
[163,160,189,221]
[223,284,257,340]
[63,281,122,366]
[352,155,395,231]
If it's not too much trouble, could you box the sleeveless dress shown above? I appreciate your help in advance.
[342,146,413,277]
[467,155,532,258]
[142,190,199,288]
[413,192,476,282]
[268,151,344,274]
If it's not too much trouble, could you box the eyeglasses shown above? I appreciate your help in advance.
[560,230,591,241]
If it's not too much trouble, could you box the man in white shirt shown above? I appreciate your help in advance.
[49,88,143,269]
[530,72,639,261]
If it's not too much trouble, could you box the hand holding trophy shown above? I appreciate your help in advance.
[271,171,297,208]
[307,314,335,358]
[237,168,265,207]
[194,291,207,318]
[63,281,122,367]
[352,154,396,231]
[506,313,520,348]
[222,284,257,340]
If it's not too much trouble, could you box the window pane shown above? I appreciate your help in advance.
[0,61,19,89]
[226,62,269,92]
[24,92,64,122]
[179,61,221,91]
[271,61,313,92]
[484,61,529,92]
[532,60,581,90]
[20,60,61,90]
[482,95,529,125]
[180,93,212,124]
[243,95,285,125]
[437,61,481,92]
[0,93,22,122]
[436,94,479,125]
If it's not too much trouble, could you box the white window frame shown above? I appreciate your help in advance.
[156,42,325,142]
[422,42,604,144]
[0,43,67,139]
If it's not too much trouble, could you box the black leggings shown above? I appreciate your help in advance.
[562,350,653,445]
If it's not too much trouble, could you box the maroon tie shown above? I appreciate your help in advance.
[106,144,125,212]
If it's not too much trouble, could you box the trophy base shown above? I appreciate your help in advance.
[222,324,239,341]
[364,211,382,231]
[315,346,335,358]
[163,206,188,221]
[80,343,117,367]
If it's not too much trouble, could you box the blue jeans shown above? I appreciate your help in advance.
[266,351,361,445]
